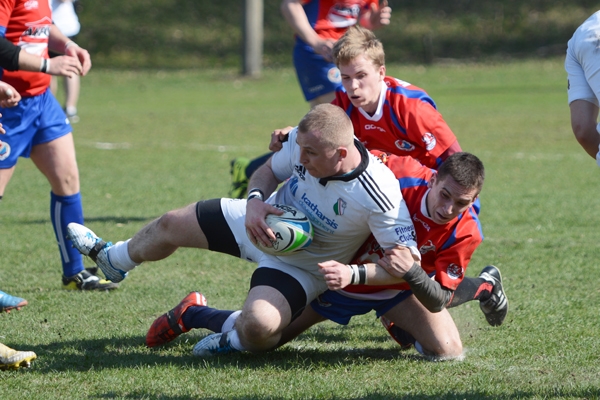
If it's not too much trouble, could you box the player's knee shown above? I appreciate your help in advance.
[155,211,183,235]
[236,310,280,349]
[422,334,463,359]
[239,315,275,342]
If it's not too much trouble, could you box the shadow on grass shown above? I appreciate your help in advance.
[10,334,600,399]
[16,333,423,374]
[87,388,600,400]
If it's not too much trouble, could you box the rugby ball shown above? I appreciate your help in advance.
[249,204,313,256]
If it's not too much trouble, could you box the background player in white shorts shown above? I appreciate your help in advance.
[565,10,600,165]
[67,104,419,357]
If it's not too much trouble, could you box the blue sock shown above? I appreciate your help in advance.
[182,306,234,333]
[50,192,84,277]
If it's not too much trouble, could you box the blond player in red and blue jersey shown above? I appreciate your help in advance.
[0,0,116,290]
[332,75,461,169]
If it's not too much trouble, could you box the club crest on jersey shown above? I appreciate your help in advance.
[422,132,437,151]
[395,140,415,152]
[419,240,436,255]
[0,141,11,161]
[327,67,341,84]
[333,198,347,216]
[447,263,463,280]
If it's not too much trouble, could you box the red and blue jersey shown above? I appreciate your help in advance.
[343,152,483,294]
[301,0,377,42]
[333,76,458,169]
[0,0,52,96]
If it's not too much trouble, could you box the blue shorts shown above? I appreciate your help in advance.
[311,289,413,325]
[293,40,342,102]
[0,89,71,168]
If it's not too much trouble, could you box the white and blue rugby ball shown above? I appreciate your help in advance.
[250,204,313,256]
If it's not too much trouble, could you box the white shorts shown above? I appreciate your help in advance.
[566,10,600,105]
[220,198,328,306]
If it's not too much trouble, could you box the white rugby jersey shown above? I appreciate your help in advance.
[268,127,418,274]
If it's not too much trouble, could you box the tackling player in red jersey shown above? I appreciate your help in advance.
[275,151,504,359]
[343,151,482,297]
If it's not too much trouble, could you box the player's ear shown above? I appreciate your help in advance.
[379,65,386,79]
[428,172,436,188]
[338,147,348,160]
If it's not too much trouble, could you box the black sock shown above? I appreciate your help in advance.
[181,306,235,333]
[448,276,492,308]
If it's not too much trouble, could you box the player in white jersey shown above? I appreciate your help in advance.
[260,125,416,277]
[566,10,600,165]
[67,104,418,356]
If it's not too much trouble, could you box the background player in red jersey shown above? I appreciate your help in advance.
[0,0,117,291]
[283,0,391,108]
[230,3,392,196]
[146,152,508,360]
[230,25,459,196]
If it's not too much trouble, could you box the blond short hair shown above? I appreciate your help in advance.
[298,104,354,149]
[333,25,385,69]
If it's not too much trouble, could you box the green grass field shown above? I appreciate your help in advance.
[2,57,600,399]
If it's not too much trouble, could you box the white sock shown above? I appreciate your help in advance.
[221,310,241,332]
[107,239,139,271]
[227,329,246,352]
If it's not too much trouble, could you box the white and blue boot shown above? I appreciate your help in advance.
[193,331,239,357]
[66,223,128,283]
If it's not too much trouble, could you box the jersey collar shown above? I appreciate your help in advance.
[357,80,387,121]
[318,139,369,185]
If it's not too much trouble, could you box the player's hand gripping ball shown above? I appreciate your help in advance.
[249,204,313,255]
